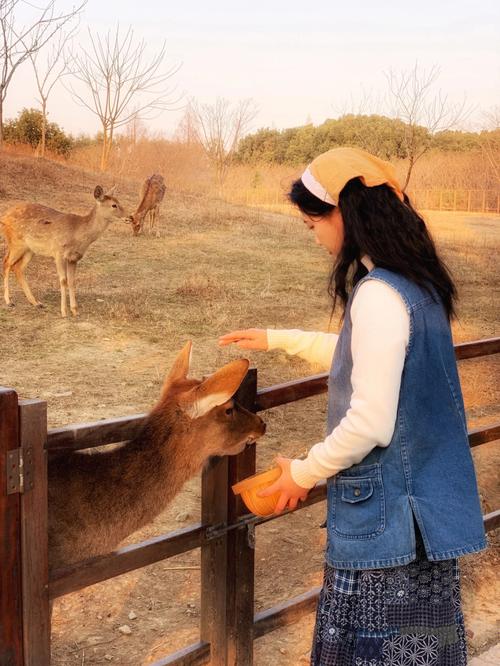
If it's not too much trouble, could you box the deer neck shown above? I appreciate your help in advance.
[90,416,205,538]
[83,205,113,241]
[49,409,208,567]
[128,420,204,504]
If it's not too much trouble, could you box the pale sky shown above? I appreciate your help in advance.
[5,0,500,138]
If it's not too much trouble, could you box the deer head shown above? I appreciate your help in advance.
[153,342,266,458]
[93,185,126,222]
[125,211,145,236]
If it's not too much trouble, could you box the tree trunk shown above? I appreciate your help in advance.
[100,125,114,171]
[39,99,47,158]
[215,158,229,194]
[100,128,108,171]
[105,124,114,168]
[403,155,415,192]
[0,95,4,150]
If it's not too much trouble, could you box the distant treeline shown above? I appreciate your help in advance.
[235,114,493,165]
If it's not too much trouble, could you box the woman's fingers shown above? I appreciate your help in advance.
[218,330,252,345]
[269,493,304,514]
[218,329,268,351]
[274,492,290,514]
[233,339,262,350]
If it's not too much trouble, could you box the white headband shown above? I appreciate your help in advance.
[301,167,336,205]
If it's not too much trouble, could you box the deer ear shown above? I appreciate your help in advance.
[183,359,249,418]
[161,342,192,395]
[94,186,105,202]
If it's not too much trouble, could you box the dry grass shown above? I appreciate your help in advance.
[0,150,498,664]
[67,139,500,193]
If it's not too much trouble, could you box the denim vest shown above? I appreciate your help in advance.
[326,267,487,569]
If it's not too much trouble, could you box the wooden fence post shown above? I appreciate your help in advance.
[226,369,258,666]
[19,400,50,665]
[200,455,230,665]
[200,369,259,666]
[0,388,24,666]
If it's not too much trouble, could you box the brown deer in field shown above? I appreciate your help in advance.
[127,173,166,237]
[1,186,126,317]
[48,342,266,569]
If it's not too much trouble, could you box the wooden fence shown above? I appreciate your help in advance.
[1,337,500,665]
[219,188,500,215]
[408,189,500,213]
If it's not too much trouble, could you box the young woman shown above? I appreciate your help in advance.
[219,147,486,665]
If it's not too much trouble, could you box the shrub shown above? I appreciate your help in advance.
[4,108,75,157]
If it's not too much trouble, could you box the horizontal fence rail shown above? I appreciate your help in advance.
[468,423,500,448]
[46,413,146,453]
[408,189,500,213]
[454,337,500,360]
[484,509,500,532]
[49,524,206,599]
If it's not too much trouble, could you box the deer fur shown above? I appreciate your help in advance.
[47,342,266,569]
[2,186,126,317]
[127,173,166,237]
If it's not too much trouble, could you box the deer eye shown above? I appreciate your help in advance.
[225,407,233,416]
[112,203,118,208]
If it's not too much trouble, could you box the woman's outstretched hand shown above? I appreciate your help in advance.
[259,456,310,514]
[218,328,269,351]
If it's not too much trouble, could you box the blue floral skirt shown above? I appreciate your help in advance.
[311,554,467,665]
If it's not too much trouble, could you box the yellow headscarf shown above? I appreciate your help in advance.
[301,146,403,205]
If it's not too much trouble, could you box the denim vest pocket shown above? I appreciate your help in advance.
[329,464,385,540]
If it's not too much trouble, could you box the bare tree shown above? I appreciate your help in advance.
[125,111,147,146]
[0,0,85,148]
[68,25,180,171]
[334,86,386,118]
[479,106,500,186]
[174,105,198,144]
[385,63,471,190]
[187,97,258,188]
[28,23,79,157]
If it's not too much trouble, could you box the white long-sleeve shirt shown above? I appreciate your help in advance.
[267,270,410,489]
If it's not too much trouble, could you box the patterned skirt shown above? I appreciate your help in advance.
[311,553,467,666]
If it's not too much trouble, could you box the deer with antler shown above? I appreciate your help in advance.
[2,186,126,317]
[48,342,266,569]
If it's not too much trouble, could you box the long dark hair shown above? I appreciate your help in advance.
[288,177,457,320]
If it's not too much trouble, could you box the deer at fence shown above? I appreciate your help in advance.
[1,186,126,318]
[47,342,266,569]
[127,173,166,237]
